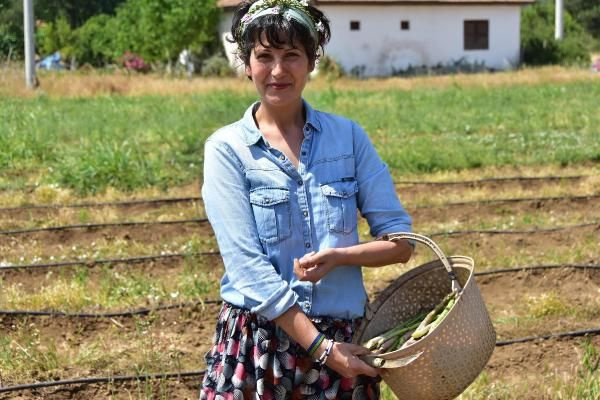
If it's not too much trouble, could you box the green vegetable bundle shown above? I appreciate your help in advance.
[363,290,458,354]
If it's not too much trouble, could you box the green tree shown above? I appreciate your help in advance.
[36,14,75,59]
[110,0,221,64]
[565,0,600,44]
[33,0,125,28]
[0,0,22,57]
[521,1,592,66]
[72,14,116,66]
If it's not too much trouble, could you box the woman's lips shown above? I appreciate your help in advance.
[268,83,291,90]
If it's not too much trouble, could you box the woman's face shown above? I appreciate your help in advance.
[246,33,314,109]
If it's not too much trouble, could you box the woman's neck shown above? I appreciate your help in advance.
[255,100,305,136]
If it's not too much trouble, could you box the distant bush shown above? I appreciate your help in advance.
[36,15,76,61]
[201,54,235,77]
[72,14,116,66]
[521,1,592,66]
[316,55,344,79]
[392,57,490,77]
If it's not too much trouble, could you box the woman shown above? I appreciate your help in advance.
[200,0,414,398]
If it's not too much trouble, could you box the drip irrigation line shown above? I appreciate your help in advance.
[394,175,586,186]
[1,223,596,271]
[0,370,206,394]
[2,327,600,393]
[0,300,222,318]
[0,218,208,236]
[1,195,598,234]
[0,196,202,212]
[3,263,600,319]
[413,194,600,209]
[428,222,599,238]
[0,251,220,271]
[0,175,593,213]
[474,264,600,276]
[495,328,600,346]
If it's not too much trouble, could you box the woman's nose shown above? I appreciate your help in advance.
[271,59,286,76]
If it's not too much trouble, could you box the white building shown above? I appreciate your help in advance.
[217,0,534,77]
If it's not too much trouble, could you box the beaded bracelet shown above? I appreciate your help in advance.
[317,339,334,366]
[307,333,325,357]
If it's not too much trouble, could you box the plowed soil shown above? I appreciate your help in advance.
[1,172,599,399]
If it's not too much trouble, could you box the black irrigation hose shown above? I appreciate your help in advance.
[0,175,593,213]
[0,299,222,318]
[474,264,600,276]
[1,328,600,393]
[1,223,596,271]
[0,175,589,209]
[495,328,600,346]
[0,218,209,236]
[394,175,585,186]
[1,194,598,236]
[0,370,206,394]
[0,196,202,212]
[428,222,599,238]
[413,194,600,209]
[0,251,220,271]
[2,263,600,319]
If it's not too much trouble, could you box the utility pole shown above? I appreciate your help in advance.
[23,0,37,88]
[555,0,564,40]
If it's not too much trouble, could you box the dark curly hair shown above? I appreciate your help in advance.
[230,0,331,67]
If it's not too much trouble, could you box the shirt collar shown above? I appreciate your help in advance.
[240,99,322,146]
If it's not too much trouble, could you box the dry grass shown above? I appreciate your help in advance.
[1,64,598,98]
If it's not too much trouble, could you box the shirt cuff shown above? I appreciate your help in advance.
[250,283,299,321]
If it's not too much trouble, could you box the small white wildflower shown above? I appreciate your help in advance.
[170,292,179,299]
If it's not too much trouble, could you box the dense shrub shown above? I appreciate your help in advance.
[201,54,235,77]
[316,55,344,79]
[72,14,116,66]
[521,1,592,66]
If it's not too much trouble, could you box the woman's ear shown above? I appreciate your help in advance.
[245,64,252,80]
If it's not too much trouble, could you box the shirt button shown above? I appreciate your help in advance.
[303,211,308,217]
[305,243,311,248]
[279,154,285,160]
[297,180,303,186]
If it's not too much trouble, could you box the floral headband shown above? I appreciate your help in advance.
[239,0,325,41]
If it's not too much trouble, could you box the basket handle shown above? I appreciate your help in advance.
[378,232,463,293]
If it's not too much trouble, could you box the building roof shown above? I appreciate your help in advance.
[218,0,534,8]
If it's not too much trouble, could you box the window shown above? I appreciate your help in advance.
[350,20,360,31]
[464,20,489,50]
[400,20,410,30]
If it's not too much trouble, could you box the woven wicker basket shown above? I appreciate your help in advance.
[354,233,496,400]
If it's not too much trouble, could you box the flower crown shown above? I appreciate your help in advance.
[239,0,325,41]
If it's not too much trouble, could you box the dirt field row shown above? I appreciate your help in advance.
[1,169,599,399]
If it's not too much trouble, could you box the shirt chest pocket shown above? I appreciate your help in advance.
[320,180,358,234]
[249,187,292,244]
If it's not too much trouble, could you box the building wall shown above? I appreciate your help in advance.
[219,5,523,77]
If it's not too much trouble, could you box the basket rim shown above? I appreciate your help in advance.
[355,255,475,357]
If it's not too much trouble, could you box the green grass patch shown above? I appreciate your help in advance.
[1,80,599,194]
[0,254,220,312]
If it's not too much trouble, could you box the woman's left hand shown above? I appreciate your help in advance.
[294,248,340,282]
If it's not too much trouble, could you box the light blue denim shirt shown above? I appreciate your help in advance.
[201,100,412,321]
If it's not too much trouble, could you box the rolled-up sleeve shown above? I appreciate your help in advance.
[352,122,413,237]
[201,139,298,320]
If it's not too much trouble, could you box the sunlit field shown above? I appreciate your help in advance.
[0,66,599,399]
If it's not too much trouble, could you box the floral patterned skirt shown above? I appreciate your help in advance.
[199,302,380,400]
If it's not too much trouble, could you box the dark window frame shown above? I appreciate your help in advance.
[464,20,489,50]
[350,20,360,31]
[400,20,410,30]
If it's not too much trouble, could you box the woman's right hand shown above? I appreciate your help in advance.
[323,341,380,378]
